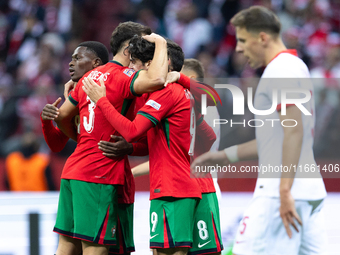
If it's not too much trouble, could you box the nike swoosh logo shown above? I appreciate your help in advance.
[235,240,245,244]
[198,240,211,248]
[150,234,159,239]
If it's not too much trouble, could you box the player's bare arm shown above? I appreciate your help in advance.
[132,33,168,94]
[54,99,78,141]
[191,139,258,177]
[165,71,180,87]
[279,105,303,238]
[131,161,150,177]
[41,97,62,120]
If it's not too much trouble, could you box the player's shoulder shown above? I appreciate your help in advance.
[264,53,309,78]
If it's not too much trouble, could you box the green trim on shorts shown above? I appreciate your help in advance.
[149,197,199,249]
[188,192,224,255]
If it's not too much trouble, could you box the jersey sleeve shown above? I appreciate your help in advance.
[40,115,69,152]
[118,69,141,99]
[136,87,173,126]
[96,97,155,143]
[131,136,149,156]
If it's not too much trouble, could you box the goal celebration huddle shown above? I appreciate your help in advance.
[41,6,327,255]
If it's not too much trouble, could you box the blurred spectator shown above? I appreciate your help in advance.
[314,88,335,157]
[17,74,58,135]
[136,7,165,35]
[16,32,64,87]
[165,1,212,58]
[5,131,55,191]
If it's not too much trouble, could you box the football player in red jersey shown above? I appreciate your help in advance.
[41,41,142,255]
[52,22,168,255]
[131,58,224,255]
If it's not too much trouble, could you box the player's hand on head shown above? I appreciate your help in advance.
[41,97,61,120]
[98,135,133,158]
[82,77,106,103]
[165,71,180,87]
[191,150,230,178]
[64,79,76,100]
[279,191,302,238]
[142,33,165,43]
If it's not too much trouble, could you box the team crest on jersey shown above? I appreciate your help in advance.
[123,68,135,77]
[146,99,161,110]
[111,226,116,237]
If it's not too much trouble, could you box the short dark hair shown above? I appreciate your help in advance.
[78,41,109,64]
[128,35,155,64]
[182,58,204,78]
[230,6,281,36]
[110,21,152,56]
[128,36,184,72]
[166,39,184,72]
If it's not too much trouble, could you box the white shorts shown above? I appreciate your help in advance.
[233,197,326,255]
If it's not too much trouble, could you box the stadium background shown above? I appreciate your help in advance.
[0,0,339,254]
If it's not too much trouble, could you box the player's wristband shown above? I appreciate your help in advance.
[224,145,239,163]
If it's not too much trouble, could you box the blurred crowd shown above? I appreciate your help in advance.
[1,0,340,164]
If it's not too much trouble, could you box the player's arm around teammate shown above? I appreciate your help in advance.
[130,33,168,94]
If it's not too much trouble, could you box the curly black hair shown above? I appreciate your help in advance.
[128,36,184,72]
[128,35,155,64]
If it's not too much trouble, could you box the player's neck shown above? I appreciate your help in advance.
[112,54,130,67]
[264,40,287,66]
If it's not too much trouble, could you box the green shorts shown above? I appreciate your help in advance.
[109,203,135,254]
[149,197,199,249]
[189,193,223,255]
[54,179,132,247]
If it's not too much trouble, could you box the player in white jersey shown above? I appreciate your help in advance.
[191,6,327,255]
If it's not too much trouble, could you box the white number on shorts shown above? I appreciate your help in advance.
[151,212,158,232]
[83,95,96,133]
[197,220,209,240]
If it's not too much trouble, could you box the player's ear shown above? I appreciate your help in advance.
[145,60,152,69]
[259,32,269,46]
[93,58,102,68]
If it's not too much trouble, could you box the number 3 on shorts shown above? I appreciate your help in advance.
[151,212,158,232]
[197,220,209,240]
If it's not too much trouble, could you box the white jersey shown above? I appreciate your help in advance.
[253,50,327,200]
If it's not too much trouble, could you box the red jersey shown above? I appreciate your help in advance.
[193,115,216,193]
[96,83,202,200]
[61,61,139,191]
[136,83,202,200]
[177,76,217,194]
